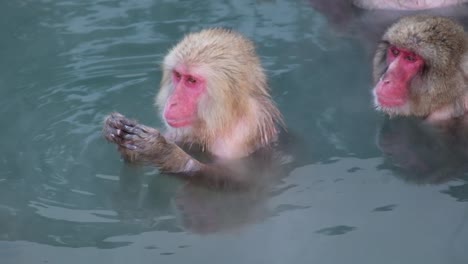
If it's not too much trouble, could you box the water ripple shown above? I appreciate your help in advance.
[29,201,119,223]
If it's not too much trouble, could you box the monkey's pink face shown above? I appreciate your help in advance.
[374,46,424,111]
[164,67,206,128]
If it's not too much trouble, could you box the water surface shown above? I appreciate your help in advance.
[1,1,468,263]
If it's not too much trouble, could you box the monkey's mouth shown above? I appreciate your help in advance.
[376,95,406,108]
[166,117,194,128]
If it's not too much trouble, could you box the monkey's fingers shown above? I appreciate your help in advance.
[118,135,156,152]
[103,124,128,144]
[105,128,142,151]
[116,115,139,128]
[104,113,125,130]
[103,128,116,143]
[103,112,137,140]
[121,124,160,139]
[103,115,131,142]
[121,143,138,150]
[105,112,137,128]
[103,112,164,153]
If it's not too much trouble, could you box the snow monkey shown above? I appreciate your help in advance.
[104,28,285,187]
[372,15,468,122]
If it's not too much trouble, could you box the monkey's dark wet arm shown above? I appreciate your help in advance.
[103,112,250,187]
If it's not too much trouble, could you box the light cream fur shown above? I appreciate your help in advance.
[155,28,283,159]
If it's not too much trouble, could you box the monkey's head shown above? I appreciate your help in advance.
[372,15,467,117]
[155,28,271,140]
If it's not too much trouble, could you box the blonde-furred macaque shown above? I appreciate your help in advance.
[104,28,284,187]
[372,15,468,122]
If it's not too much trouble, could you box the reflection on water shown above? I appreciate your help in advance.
[377,118,468,184]
[377,117,468,204]
[1,0,468,263]
[315,225,357,236]
[372,204,397,212]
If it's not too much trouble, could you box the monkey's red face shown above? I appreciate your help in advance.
[374,46,424,110]
[164,67,206,128]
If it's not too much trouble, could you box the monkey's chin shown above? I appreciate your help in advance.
[374,96,410,116]
[166,118,193,128]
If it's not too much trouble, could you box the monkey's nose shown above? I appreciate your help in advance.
[380,75,391,85]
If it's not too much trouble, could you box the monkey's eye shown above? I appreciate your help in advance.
[187,76,197,84]
[173,71,182,80]
[405,55,416,62]
[390,47,399,56]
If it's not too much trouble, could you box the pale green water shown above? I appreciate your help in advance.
[1,1,468,264]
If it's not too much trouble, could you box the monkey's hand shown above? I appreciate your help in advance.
[103,112,162,159]
[103,112,203,173]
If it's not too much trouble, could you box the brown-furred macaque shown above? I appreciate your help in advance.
[372,15,468,122]
[103,28,285,187]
